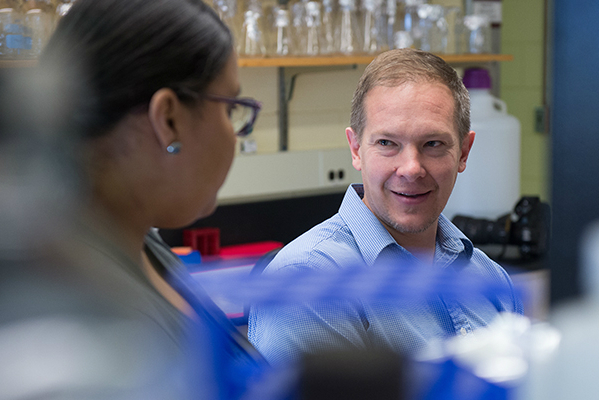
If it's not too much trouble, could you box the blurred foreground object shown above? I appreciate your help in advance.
[0,48,206,400]
[212,259,543,400]
[420,313,560,396]
[525,221,599,400]
[0,65,79,256]
[301,349,404,400]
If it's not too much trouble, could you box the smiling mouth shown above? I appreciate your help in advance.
[392,190,431,198]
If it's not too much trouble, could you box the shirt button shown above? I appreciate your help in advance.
[460,327,468,336]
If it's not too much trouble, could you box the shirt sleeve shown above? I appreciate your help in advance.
[471,248,525,316]
[247,247,372,366]
[248,295,371,366]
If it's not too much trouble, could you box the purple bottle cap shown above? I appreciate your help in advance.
[462,68,491,89]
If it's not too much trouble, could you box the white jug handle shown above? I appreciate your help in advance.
[493,99,507,113]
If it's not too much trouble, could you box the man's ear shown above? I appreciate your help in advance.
[148,88,180,149]
[346,127,362,171]
[458,130,476,173]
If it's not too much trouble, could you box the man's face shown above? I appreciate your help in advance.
[346,82,475,243]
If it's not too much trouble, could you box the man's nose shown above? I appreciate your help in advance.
[395,147,426,182]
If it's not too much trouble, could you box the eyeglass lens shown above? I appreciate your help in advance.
[230,103,253,135]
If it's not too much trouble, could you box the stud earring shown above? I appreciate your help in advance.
[166,141,181,154]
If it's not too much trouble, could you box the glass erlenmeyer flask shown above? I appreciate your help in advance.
[384,0,400,51]
[404,0,425,50]
[444,6,462,54]
[304,1,321,55]
[393,29,413,49]
[389,0,412,49]
[336,0,362,55]
[319,0,335,54]
[238,0,266,57]
[214,0,240,45]
[463,14,491,54]
[291,0,307,55]
[361,0,384,54]
[418,4,447,53]
[270,4,291,55]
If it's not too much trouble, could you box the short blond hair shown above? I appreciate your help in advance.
[350,48,470,142]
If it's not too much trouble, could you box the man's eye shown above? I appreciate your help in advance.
[377,139,391,146]
[425,140,442,148]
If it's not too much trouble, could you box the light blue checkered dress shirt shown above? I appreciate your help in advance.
[248,184,523,365]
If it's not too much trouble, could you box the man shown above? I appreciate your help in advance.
[248,49,522,365]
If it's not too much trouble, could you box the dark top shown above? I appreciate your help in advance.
[0,220,196,399]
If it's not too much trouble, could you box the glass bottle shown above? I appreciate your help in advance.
[0,0,27,59]
[443,6,462,54]
[361,0,383,54]
[319,0,335,54]
[238,0,266,57]
[304,1,321,56]
[336,0,362,55]
[404,0,425,50]
[269,1,291,56]
[418,4,447,53]
[390,0,412,49]
[213,0,240,45]
[290,0,307,55]
[393,29,413,49]
[463,14,491,54]
[375,0,388,51]
[384,0,399,50]
[22,0,54,58]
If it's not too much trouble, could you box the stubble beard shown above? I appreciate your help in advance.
[379,206,441,235]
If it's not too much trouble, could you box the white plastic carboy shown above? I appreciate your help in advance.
[443,68,521,221]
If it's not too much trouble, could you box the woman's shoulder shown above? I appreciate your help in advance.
[0,266,193,399]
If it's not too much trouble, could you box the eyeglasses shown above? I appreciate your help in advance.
[205,94,262,137]
[173,87,262,137]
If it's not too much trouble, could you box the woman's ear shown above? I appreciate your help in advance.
[148,88,180,149]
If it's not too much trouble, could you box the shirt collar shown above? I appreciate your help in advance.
[339,184,398,266]
[435,213,473,264]
[339,184,474,266]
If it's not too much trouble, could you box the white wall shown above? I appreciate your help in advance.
[237,65,366,154]
[220,64,366,203]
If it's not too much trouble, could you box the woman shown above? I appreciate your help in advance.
[1,0,262,398]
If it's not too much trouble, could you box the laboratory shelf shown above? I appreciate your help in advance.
[237,53,514,68]
[0,53,513,69]
[0,59,37,68]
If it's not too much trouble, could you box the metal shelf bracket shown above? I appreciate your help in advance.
[277,64,357,151]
